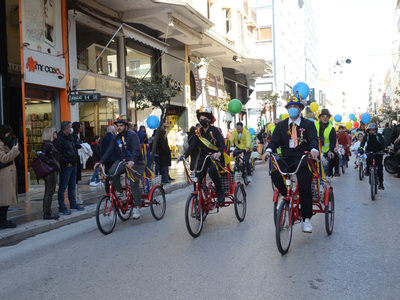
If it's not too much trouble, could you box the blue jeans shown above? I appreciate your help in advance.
[90,166,100,183]
[58,165,77,211]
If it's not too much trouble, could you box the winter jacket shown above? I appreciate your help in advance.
[101,130,144,164]
[157,138,171,168]
[0,140,20,207]
[40,140,60,172]
[101,133,117,162]
[53,131,78,168]
[91,142,101,162]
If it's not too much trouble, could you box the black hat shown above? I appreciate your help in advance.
[319,108,331,117]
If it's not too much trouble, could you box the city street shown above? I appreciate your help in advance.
[1,159,400,300]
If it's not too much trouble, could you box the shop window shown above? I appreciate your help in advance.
[126,48,152,79]
[78,97,120,141]
[76,23,119,78]
[25,95,55,184]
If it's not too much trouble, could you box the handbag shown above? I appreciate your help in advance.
[31,156,53,181]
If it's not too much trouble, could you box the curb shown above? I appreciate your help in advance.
[0,181,189,247]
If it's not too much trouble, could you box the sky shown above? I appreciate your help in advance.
[313,0,396,112]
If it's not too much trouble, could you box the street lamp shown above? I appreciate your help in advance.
[191,57,213,107]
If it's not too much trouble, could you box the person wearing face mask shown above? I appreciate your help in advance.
[262,94,319,233]
[0,124,20,229]
[359,123,388,190]
[230,122,253,182]
[53,121,85,215]
[178,107,226,205]
[315,109,340,177]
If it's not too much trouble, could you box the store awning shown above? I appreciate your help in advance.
[122,23,169,53]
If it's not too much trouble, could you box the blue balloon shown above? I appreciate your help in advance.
[147,115,160,129]
[349,113,355,120]
[249,128,255,136]
[309,118,315,123]
[361,113,371,124]
[334,114,342,122]
[293,82,310,100]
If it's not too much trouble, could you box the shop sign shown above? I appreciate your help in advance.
[24,49,66,89]
[26,87,55,101]
[169,79,184,91]
[68,93,101,102]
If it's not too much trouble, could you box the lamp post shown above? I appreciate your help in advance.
[191,57,212,107]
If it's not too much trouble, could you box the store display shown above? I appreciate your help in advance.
[166,115,178,158]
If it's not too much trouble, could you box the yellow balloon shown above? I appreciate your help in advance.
[345,121,352,130]
[267,123,274,132]
[310,102,319,112]
[282,113,289,120]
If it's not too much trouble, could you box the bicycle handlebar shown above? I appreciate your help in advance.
[269,153,309,177]
[179,154,219,175]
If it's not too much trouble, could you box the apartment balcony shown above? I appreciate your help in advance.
[243,0,257,28]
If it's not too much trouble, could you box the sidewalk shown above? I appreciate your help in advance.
[0,160,188,247]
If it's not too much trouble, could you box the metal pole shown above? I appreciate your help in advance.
[201,79,206,106]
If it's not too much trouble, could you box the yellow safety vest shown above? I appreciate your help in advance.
[315,122,333,153]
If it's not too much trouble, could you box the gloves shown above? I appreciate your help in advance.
[384,148,389,154]
[358,147,364,155]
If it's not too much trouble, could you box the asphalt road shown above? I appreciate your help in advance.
[0,159,399,300]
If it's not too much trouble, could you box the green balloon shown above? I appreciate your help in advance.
[228,99,242,114]
[353,117,357,122]
[279,114,283,120]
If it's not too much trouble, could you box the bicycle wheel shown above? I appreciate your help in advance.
[325,188,335,235]
[185,194,203,238]
[359,161,364,181]
[96,196,117,235]
[273,188,280,226]
[374,171,378,195]
[242,165,250,186]
[150,185,166,220]
[234,183,246,222]
[276,200,292,255]
[370,169,375,200]
[117,199,132,221]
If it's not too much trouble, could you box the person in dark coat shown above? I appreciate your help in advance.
[89,136,101,186]
[40,126,60,220]
[263,95,319,233]
[53,121,85,215]
[157,128,171,185]
[70,122,84,183]
[187,126,199,171]
[100,126,116,193]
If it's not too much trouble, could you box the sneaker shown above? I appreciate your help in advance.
[0,221,17,229]
[96,182,104,187]
[334,172,340,177]
[302,218,313,233]
[217,190,225,205]
[43,212,60,220]
[89,181,98,187]
[168,177,175,181]
[59,209,71,215]
[247,175,252,183]
[70,205,85,211]
[132,207,141,220]
[379,182,384,190]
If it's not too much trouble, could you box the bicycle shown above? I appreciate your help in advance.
[232,148,251,185]
[365,151,385,201]
[180,155,246,238]
[356,153,366,181]
[269,153,334,255]
[337,145,346,174]
[95,161,166,235]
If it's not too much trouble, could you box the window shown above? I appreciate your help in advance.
[257,27,272,41]
[223,8,232,36]
[126,48,152,79]
[76,23,119,78]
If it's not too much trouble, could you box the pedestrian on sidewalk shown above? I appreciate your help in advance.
[100,126,116,193]
[70,122,84,184]
[149,129,160,175]
[54,121,85,215]
[40,126,61,220]
[89,136,102,186]
[157,128,171,185]
[176,127,185,157]
[162,122,175,181]
[0,124,20,229]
